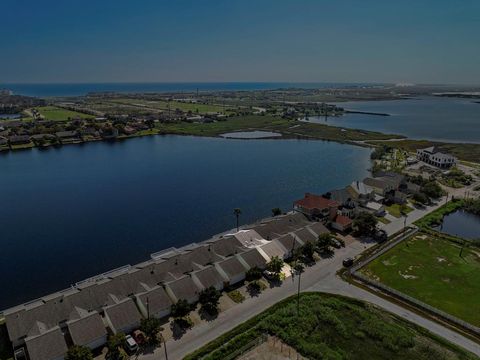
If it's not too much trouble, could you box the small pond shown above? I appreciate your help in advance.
[0,113,21,119]
[433,210,480,240]
[220,131,282,139]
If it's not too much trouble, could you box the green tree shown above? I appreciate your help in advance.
[140,317,162,346]
[413,192,429,204]
[171,299,192,319]
[317,233,335,252]
[199,286,221,315]
[421,181,444,199]
[107,333,126,359]
[302,241,316,260]
[266,256,284,280]
[233,208,242,232]
[65,346,93,360]
[271,207,282,216]
[353,212,378,236]
[246,266,263,281]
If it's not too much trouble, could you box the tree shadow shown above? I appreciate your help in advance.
[199,307,219,321]
[319,250,335,259]
[170,319,191,340]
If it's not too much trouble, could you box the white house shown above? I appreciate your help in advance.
[416,147,456,168]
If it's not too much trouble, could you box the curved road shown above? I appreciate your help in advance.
[140,240,480,360]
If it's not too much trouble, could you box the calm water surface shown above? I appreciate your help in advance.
[307,97,480,143]
[434,210,480,240]
[220,131,281,139]
[0,135,371,309]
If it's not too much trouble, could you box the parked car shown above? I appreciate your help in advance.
[125,335,139,354]
[132,330,146,345]
[342,258,354,267]
[332,239,342,249]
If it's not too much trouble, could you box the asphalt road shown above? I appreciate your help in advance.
[139,240,480,360]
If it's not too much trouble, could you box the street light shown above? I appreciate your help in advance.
[294,262,304,317]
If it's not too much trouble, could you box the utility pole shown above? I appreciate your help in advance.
[146,296,150,319]
[160,334,169,360]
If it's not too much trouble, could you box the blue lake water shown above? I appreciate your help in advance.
[0,135,371,309]
[434,210,480,240]
[0,113,20,119]
[307,96,480,143]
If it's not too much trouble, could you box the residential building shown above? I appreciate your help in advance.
[293,193,339,220]
[416,146,457,168]
[25,327,67,360]
[331,214,353,232]
[66,309,107,350]
[103,298,142,334]
[135,286,172,319]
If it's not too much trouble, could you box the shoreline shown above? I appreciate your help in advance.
[2,122,479,164]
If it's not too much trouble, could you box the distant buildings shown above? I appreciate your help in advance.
[416,146,456,168]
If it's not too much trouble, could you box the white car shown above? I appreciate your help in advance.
[125,335,139,354]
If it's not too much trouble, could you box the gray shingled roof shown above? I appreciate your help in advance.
[103,298,142,333]
[136,286,172,316]
[293,228,317,245]
[165,276,201,302]
[25,327,67,360]
[249,213,310,240]
[275,234,304,252]
[307,222,329,237]
[259,240,288,259]
[216,256,248,280]
[191,266,226,288]
[206,236,246,257]
[67,311,106,347]
[238,248,268,269]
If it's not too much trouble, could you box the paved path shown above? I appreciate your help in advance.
[139,240,480,360]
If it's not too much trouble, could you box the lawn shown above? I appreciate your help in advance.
[109,98,234,114]
[363,232,480,326]
[184,293,476,360]
[34,106,94,121]
[386,203,414,218]
[155,115,402,144]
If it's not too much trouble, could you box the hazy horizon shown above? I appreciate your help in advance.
[2,0,480,85]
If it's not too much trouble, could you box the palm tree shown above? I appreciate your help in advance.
[233,208,242,232]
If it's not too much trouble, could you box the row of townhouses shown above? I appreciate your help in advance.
[3,213,329,360]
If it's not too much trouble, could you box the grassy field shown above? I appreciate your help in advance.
[34,106,94,121]
[109,98,234,114]
[184,293,477,360]
[386,203,414,218]
[368,139,480,164]
[155,115,402,143]
[363,232,480,327]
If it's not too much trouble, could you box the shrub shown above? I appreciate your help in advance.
[227,290,245,303]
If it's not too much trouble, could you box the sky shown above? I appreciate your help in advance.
[2,0,480,84]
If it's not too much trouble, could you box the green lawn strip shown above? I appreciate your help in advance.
[377,216,391,224]
[109,99,234,114]
[414,200,465,228]
[34,106,94,121]
[184,293,476,360]
[363,233,480,327]
[367,139,480,164]
[386,204,414,218]
[156,115,291,137]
